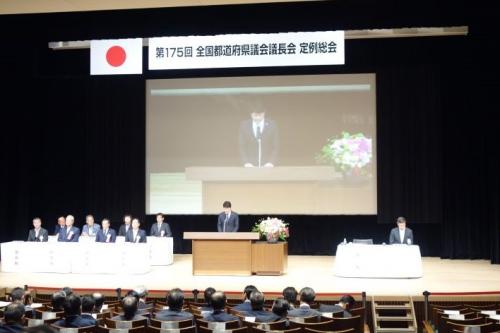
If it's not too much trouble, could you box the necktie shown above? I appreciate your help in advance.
[223,214,229,232]
[256,125,261,139]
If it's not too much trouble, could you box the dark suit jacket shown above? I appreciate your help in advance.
[389,227,414,245]
[150,222,172,237]
[217,212,239,232]
[54,315,96,328]
[203,310,239,322]
[232,301,252,312]
[111,314,148,322]
[155,309,193,322]
[95,228,117,243]
[287,304,321,318]
[239,119,279,166]
[0,323,24,333]
[80,314,98,326]
[243,310,281,323]
[54,224,64,236]
[57,226,80,242]
[319,304,351,317]
[125,229,147,243]
[27,227,49,242]
[118,224,131,237]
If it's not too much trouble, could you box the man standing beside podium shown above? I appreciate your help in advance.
[217,201,239,232]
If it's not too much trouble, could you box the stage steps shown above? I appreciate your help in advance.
[372,296,418,333]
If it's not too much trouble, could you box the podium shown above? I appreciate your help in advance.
[183,232,287,276]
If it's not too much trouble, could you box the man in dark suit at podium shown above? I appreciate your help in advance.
[389,217,414,245]
[217,201,239,232]
[150,213,172,237]
[96,218,117,243]
[58,215,80,242]
[27,217,49,242]
[125,218,147,243]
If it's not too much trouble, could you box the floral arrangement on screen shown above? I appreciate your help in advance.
[252,217,289,242]
[316,131,373,174]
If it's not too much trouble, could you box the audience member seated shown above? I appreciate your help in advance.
[232,285,258,312]
[272,297,290,323]
[243,291,280,323]
[54,294,96,328]
[9,287,33,314]
[80,296,98,325]
[203,292,239,322]
[155,288,193,322]
[200,287,216,313]
[287,287,321,318]
[92,293,105,313]
[62,287,73,297]
[51,291,66,312]
[0,303,25,333]
[282,287,298,309]
[132,286,152,311]
[319,295,355,318]
[111,296,148,322]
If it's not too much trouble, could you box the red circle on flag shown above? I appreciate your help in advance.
[106,46,126,67]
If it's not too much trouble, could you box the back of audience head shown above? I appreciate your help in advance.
[63,294,82,316]
[339,295,355,309]
[282,287,298,305]
[204,287,216,306]
[62,287,73,297]
[250,291,265,311]
[51,291,66,311]
[167,288,184,311]
[272,297,290,317]
[122,296,138,320]
[9,287,26,303]
[133,286,148,300]
[210,291,226,311]
[4,302,25,324]
[126,290,140,301]
[81,295,95,313]
[299,287,316,304]
[92,293,105,312]
[243,285,258,300]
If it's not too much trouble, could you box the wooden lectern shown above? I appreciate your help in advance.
[183,232,287,276]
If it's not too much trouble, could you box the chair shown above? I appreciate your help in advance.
[447,322,493,333]
[150,318,194,329]
[305,328,355,333]
[288,316,319,324]
[352,239,373,245]
[464,305,498,311]
[105,318,148,329]
[97,326,147,333]
[348,307,365,333]
[51,324,97,333]
[289,320,335,331]
[36,309,64,319]
[331,316,361,333]
[241,320,287,331]
[196,319,241,330]
[252,327,301,333]
[198,326,247,333]
[27,318,45,327]
[146,326,196,333]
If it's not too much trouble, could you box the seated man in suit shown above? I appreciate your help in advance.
[54,294,97,328]
[389,216,414,245]
[53,216,66,235]
[92,293,105,313]
[57,215,80,242]
[200,287,216,313]
[203,292,239,322]
[319,295,355,318]
[80,295,98,326]
[282,287,298,309]
[118,214,132,236]
[51,291,66,312]
[150,213,172,237]
[111,296,148,322]
[27,217,49,242]
[155,288,193,322]
[82,214,100,237]
[0,303,25,333]
[287,287,321,318]
[125,218,147,243]
[232,285,257,312]
[271,298,290,324]
[95,219,117,243]
[242,291,280,323]
[217,201,239,232]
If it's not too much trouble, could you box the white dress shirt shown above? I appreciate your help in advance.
[399,228,405,244]
[252,120,264,138]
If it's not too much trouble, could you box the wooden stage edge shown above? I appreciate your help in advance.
[1,255,500,298]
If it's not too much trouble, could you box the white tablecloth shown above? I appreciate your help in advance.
[334,243,423,278]
[1,236,173,274]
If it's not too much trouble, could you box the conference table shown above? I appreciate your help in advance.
[0,236,173,274]
[334,243,423,278]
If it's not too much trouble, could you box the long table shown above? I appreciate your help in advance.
[334,243,423,278]
[0,236,173,274]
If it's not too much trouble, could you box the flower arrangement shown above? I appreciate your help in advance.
[316,131,373,175]
[252,217,289,242]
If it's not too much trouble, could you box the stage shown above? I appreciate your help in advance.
[1,255,499,297]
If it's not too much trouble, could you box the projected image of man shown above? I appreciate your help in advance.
[239,108,278,167]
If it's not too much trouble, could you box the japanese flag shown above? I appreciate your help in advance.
[91,38,142,75]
